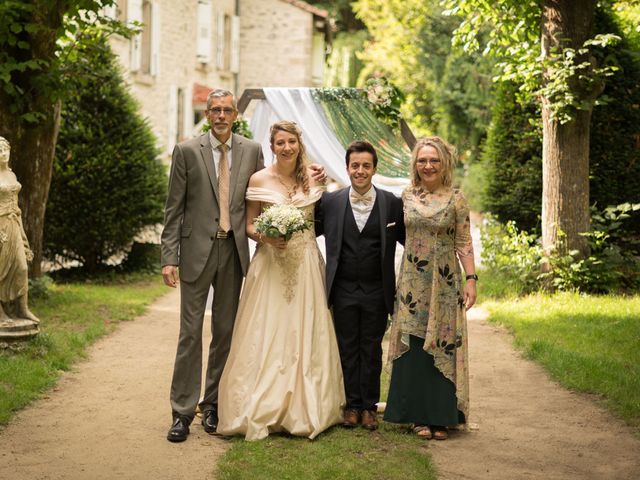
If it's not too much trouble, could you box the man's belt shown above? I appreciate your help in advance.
[215,230,233,239]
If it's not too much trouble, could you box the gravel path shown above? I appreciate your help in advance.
[1,290,638,479]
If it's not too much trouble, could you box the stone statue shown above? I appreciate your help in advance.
[0,136,39,324]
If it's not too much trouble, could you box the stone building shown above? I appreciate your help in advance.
[106,0,328,156]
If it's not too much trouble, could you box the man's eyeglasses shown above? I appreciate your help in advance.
[208,107,236,116]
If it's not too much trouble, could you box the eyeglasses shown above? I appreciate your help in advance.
[208,107,236,116]
[416,159,441,166]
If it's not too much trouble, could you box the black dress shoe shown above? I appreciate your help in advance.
[202,409,218,435]
[167,416,190,442]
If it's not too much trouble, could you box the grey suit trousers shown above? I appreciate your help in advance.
[170,235,243,419]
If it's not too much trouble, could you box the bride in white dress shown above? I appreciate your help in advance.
[217,121,345,441]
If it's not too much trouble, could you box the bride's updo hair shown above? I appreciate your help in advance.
[269,120,310,195]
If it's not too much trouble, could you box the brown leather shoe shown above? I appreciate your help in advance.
[342,408,360,428]
[361,410,378,430]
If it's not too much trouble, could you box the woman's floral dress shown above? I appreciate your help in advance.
[387,185,474,421]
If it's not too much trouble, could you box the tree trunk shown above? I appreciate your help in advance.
[0,1,66,277]
[541,107,591,256]
[540,0,598,258]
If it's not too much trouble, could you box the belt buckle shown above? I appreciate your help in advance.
[216,230,229,239]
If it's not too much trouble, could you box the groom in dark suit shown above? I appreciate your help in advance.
[315,141,405,430]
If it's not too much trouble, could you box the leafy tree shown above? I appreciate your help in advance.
[474,6,640,238]
[44,33,166,273]
[353,0,494,161]
[0,0,131,276]
[443,0,631,258]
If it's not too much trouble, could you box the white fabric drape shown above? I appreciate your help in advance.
[249,88,409,196]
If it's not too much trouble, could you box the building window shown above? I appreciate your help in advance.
[197,0,212,63]
[129,0,160,75]
[216,12,239,72]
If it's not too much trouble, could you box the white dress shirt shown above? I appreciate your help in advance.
[209,132,233,172]
[349,186,377,232]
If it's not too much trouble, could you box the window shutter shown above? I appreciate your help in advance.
[197,0,212,63]
[182,84,194,139]
[230,15,240,74]
[150,2,161,75]
[216,11,225,70]
[128,0,143,71]
[167,86,179,154]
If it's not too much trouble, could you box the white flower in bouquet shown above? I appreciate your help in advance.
[254,204,312,241]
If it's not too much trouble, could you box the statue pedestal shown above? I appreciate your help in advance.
[0,318,39,350]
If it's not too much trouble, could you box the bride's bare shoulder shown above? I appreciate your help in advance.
[248,167,271,187]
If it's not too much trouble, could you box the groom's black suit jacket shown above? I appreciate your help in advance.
[315,186,405,315]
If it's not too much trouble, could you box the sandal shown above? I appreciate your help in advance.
[412,425,432,439]
[432,426,448,440]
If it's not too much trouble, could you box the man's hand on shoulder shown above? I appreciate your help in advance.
[162,265,179,288]
[307,163,326,185]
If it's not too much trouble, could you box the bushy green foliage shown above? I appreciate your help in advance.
[481,204,640,295]
[480,9,640,235]
[480,82,542,233]
[541,203,640,293]
[44,34,166,273]
[589,10,640,234]
[480,215,543,295]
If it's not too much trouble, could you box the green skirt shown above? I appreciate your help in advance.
[384,335,464,426]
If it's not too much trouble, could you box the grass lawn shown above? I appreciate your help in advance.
[483,292,640,428]
[0,273,166,425]
[215,370,437,480]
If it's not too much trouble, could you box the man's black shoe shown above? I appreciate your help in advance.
[202,409,218,435]
[167,416,190,442]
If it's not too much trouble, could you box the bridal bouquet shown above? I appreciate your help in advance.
[254,204,312,241]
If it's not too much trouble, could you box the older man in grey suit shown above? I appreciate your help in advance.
[161,89,264,442]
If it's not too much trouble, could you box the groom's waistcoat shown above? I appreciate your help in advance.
[334,199,382,293]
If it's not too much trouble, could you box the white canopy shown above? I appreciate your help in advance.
[249,88,409,195]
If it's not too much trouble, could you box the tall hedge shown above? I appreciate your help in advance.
[480,9,640,234]
[44,34,166,272]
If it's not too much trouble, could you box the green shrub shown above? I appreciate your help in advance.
[44,33,166,274]
[480,82,542,233]
[28,275,53,300]
[120,242,161,273]
[480,215,543,295]
[541,203,640,293]
[481,205,640,295]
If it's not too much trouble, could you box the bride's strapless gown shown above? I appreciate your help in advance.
[217,186,345,441]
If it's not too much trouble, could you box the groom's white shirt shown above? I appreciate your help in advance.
[349,186,377,232]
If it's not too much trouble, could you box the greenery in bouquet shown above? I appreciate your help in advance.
[254,204,312,241]
[364,75,404,128]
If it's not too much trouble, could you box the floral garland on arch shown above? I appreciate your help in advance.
[311,80,411,179]
[364,76,404,129]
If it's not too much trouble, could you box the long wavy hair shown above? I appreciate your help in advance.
[410,136,457,187]
[269,120,310,195]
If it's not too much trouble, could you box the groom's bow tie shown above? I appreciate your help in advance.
[350,191,373,206]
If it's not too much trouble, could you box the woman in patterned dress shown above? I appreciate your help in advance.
[384,136,477,440]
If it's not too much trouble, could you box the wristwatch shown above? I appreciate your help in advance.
[465,274,478,281]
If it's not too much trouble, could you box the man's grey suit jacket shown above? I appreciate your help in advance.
[161,133,264,282]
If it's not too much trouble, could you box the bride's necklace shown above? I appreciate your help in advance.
[274,169,297,199]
